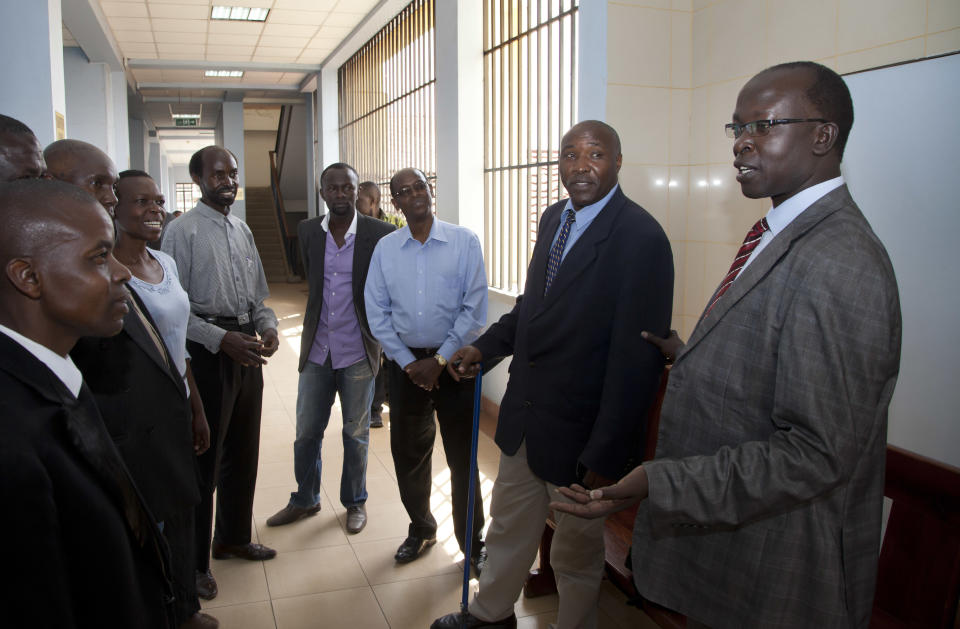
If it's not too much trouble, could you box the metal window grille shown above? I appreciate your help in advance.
[175,182,200,213]
[484,0,578,293]
[338,0,436,218]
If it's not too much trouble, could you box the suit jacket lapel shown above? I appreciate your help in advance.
[681,186,853,360]
[124,291,185,397]
[533,189,624,313]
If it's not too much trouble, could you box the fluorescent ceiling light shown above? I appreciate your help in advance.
[211,5,269,22]
[204,70,244,78]
[171,114,200,119]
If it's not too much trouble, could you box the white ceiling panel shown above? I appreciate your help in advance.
[298,49,333,63]
[148,4,210,20]
[107,16,152,30]
[153,31,203,44]
[278,72,306,84]
[101,2,149,17]
[114,29,156,42]
[318,12,366,28]
[255,46,306,58]
[271,0,338,10]
[205,32,260,46]
[257,35,309,48]
[206,44,257,56]
[206,53,253,61]
[312,25,352,38]
[265,10,328,25]
[240,71,284,83]
[252,54,300,63]
[151,18,208,33]
[122,42,160,55]
[131,68,165,81]
[156,44,207,55]
[261,23,320,38]
[207,21,265,36]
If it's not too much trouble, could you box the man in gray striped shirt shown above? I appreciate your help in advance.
[162,145,279,601]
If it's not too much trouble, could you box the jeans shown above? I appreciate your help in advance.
[292,357,375,509]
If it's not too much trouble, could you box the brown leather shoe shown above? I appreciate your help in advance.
[195,570,217,600]
[211,541,277,561]
[179,611,219,628]
[266,502,321,527]
[345,505,367,534]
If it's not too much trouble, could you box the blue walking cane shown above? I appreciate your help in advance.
[460,365,483,627]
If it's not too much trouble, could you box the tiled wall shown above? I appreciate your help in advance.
[606,0,960,337]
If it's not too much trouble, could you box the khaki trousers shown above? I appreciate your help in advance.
[470,441,606,629]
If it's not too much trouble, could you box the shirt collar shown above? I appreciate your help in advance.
[765,176,844,236]
[400,215,446,247]
[195,200,240,226]
[321,210,358,235]
[0,323,82,397]
[562,183,619,229]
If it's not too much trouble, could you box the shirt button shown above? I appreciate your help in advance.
[418,312,422,316]
[418,290,422,294]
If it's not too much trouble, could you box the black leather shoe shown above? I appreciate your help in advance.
[346,505,367,534]
[430,611,517,629]
[394,535,436,563]
[370,412,384,428]
[195,570,217,600]
[211,541,277,561]
[266,502,321,527]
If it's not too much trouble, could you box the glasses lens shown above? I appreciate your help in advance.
[725,124,740,139]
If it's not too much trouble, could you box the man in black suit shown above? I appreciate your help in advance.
[0,179,173,628]
[267,163,394,534]
[433,121,674,629]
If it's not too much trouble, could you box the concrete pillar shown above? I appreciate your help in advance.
[128,118,147,171]
[147,138,162,183]
[319,67,339,170]
[221,98,246,221]
[111,71,130,170]
[304,91,318,218]
[434,0,484,239]
[577,3,607,122]
[0,0,66,145]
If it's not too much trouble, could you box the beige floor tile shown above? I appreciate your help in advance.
[273,587,389,629]
[514,591,560,619]
[352,536,462,585]
[201,601,276,629]
[598,581,661,629]
[263,545,368,599]
[257,459,297,489]
[373,572,473,629]
[254,509,349,552]
[339,498,410,543]
[252,481,306,520]
[200,559,270,609]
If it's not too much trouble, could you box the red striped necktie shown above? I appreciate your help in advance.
[704,217,770,317]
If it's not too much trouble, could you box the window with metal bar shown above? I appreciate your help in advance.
[338,0,436,221]
[175,182,200,213]
[483,0,578,294]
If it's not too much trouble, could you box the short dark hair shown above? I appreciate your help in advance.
[0,114,35,138]
[358,181,380,197]
[188,146,237,178]
[115,170,154,202]
[319,162,358,187]
[763,61,854,159]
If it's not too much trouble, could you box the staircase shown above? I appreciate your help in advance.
[244,186,289,282]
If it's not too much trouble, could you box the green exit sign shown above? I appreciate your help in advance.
[175,117,199,127]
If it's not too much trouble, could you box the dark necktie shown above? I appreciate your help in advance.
[704,217,770,317]
[544,209,576,295]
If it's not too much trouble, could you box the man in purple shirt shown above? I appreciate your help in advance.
[267,163,395,533]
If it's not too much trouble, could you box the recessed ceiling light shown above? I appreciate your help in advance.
[204,70,244,78]
[171,114,200,120]
[211,5,269,22]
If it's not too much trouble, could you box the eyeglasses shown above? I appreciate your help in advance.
[392,179,429,198]
[724,118,828,139]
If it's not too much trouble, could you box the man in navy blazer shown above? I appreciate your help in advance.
[433,120,674,629]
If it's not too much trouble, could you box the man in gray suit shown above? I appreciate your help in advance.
[554,61,902,629]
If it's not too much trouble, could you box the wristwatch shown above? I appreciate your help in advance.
[433,353,448,368]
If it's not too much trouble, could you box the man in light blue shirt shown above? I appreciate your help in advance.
[365,167,488,566]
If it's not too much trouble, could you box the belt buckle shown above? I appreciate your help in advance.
[237,312,251,325]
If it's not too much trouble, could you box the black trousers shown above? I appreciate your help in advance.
[387,354,484,555]
[188,332,264,572]
[371,351,388,414]
[164,507,200,623]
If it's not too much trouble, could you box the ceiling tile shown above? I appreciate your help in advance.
[100,2,149,18]
[160,52,206,60]
[298,49,333,63]
[130,68,165,81]
[107,16,152,30]
[162,69,205,81]
[206,53,253,61]
[156,43,206,55]
[151,18,208,33]
[206,33,261,46]
[252,54,300,63]
[120,42,160,55]
[206,44,256,56]
[262,23,320,37]
[315,25,352,38]
[257,35,309,48]
[114,30,156,43]
[148,4,209,19]
[318,13,364,28]
[271,0,338,10]
[153,31,202,44]
[265,9,328,25]
[207,21,265,36]
[279,72,307,84]
[254,46,305,57]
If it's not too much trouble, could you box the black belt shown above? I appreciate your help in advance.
[408,347,439,360]
[198,311,254,332]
